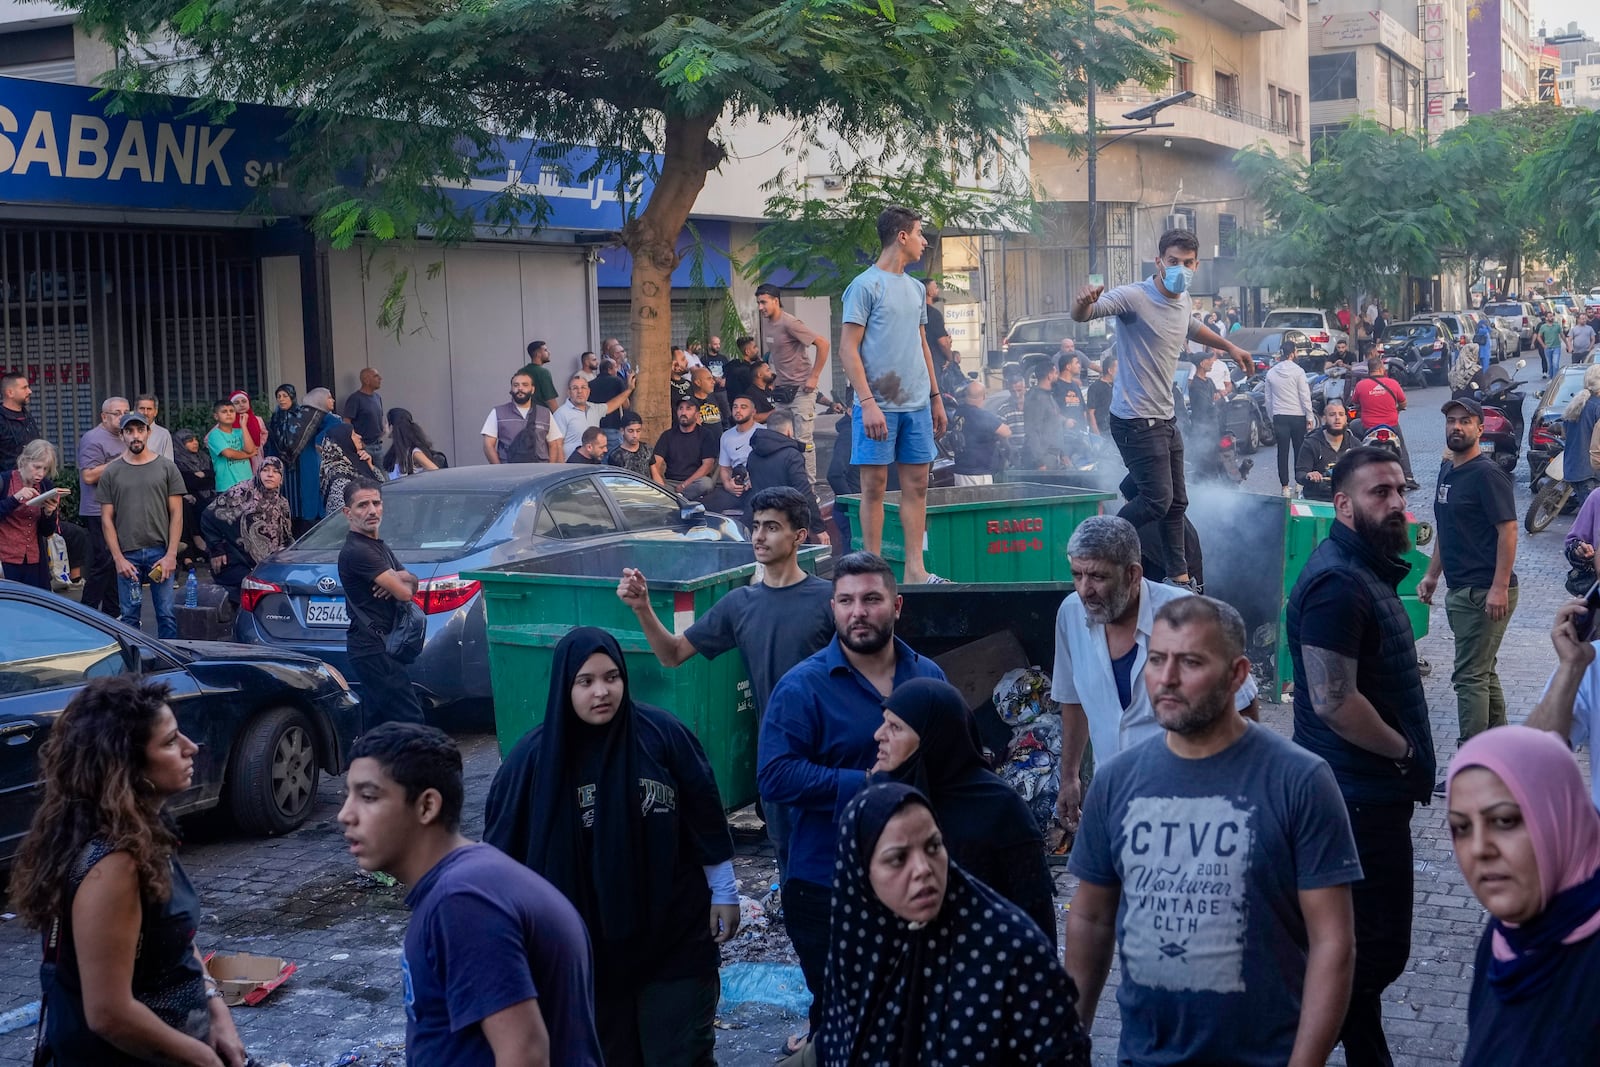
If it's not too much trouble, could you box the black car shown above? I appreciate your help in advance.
[1528,365,1589,484]
[0,581,362,862]
[1373,320,1456,385]
[999,314,1117,367]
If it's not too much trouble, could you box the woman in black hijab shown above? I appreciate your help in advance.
[871,678,1057,943]
[484,627,737,1067]
[815,783,1090,1067]
[316,421,379,514]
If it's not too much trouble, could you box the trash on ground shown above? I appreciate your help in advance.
[718,961,813,1017]
[204,952,297,1006]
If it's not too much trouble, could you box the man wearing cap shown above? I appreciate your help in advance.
[1416,396,1518,784]
[95,410,186,638]
[651,395,719,500]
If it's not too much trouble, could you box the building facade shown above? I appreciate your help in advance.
[1467,0,1534,113]
[1544,23,1600,111]
[1308,8,1425,139]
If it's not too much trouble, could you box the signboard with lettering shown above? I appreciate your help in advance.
[0,75,654,231]
[1421,3,1446,137]
[1317,11,1422,66]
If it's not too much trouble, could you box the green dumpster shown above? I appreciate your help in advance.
[1277,498,1433,698]
[467,540,824,811]
[834,483,1113,583]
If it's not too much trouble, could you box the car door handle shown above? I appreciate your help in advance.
[0,721,38,745]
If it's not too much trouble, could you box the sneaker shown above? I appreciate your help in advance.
[923,574,952,584]
[1433,778,1448,797]
[1281,485,1293,498]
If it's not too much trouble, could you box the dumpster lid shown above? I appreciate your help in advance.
[866,483,1115,513]
[465,538,808,592]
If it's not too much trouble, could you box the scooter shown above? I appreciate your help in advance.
[1526,446,1585,533]
[1189,420,1253,486]
[1359,423,1405,462]
[1467,361,1528,476]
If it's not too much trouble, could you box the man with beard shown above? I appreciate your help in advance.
[481,371,550,464]
[757,551,946,1038]
[337,480,426,729]
[651,396,718,500]
[1066,595,1359,1067]
[1416,397,1518,764]
[1296,398,1353,501]
[1287,446,1435,1067]
[0,372,39,473]
[95,411,185,638]
[1051,515,1259,831]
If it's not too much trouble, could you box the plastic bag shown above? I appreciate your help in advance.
[46,533,69,584]
[718,962,813,1017]
[993,667,1052,726]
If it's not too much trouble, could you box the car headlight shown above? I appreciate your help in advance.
[321,663,352,692]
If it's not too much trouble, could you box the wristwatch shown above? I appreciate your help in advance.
[1394,741,1414,770]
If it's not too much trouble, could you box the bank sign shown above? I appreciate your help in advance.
[0,75,652,231]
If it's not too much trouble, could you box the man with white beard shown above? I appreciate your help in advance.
[1051,515,1259,829]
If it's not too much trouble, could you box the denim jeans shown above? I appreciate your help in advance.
[781,877,832,1034]
[1446,584,1519,743]
[118,545,176,639]
[1108,415,1189,577]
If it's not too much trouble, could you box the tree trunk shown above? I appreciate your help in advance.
[623,113,725,436]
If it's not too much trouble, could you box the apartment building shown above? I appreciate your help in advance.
[1544,23,1600,111]
[1467,0,1534,113]
[1307,8,1426,141]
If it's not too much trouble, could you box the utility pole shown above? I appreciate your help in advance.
[1086,0,1098,280]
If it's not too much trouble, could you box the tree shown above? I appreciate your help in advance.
[1516,110,1600,284]
[1236,121,1474,314]
[74,0,1170,431]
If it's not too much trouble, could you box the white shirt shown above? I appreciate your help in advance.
[1540,655,1600,812]
[578,370,598,382]
[1051,578,1259,772]
[549,399,604,457]
[1265,360,1314,418]
[720,423,760,469]
[1206,360,1231,395]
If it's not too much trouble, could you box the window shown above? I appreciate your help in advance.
[1217,214,1239,258]
[599,474,683,531]
[295,490,508,551]
[539,479,618,539]
[1214,71,1241,113]
[0,601,127,695]
[1375,55,1390,105]
[1389,59,1411,112]
[1171,53,1193,93]
[1310,52,1358,101]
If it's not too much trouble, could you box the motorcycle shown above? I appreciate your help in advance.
[1189,420,1254,486]
[1526,446,1587,533]
[1467,361,1528,476]
[1359,423,1404,462]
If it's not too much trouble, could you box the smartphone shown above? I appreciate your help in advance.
[1576,581,1600,643]
[23,487,65,507]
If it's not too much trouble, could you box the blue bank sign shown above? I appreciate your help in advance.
[0,75,651,231]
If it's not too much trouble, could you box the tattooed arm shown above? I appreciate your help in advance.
[1302,646,1411,759]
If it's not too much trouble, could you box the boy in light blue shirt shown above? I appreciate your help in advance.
[838,205,948,584]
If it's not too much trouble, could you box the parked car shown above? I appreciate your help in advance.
[1482,301,1537,353]
[1226,328,1328,372]
[1259,308,1348,354]
[1000,314,1117,365]
[1374,320,1457,386]
[1426,312,1475,355]
[233,465,748,713]
[1527,364,1590,484]
[0,580,361,862]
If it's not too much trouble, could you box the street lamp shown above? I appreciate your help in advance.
[1085,85,1195,279]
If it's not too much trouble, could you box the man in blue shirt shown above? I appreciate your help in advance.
[339,723,602,1067]
[758,551,947,1035]
[838,205,949,584]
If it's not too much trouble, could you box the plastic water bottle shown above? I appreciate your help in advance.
[127,575,142,609]
[184,568,199,608]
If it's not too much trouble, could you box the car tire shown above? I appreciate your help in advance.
[229,706,322,836]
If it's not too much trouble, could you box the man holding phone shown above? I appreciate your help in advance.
[1528,593,1600,814]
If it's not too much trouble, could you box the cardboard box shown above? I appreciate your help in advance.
[204,953,296,1006]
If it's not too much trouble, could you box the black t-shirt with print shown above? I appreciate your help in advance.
[1053,381,1085,426]
[694,392,731,438]
[1434,454,1518,589]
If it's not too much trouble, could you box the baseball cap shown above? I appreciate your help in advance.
[1441,396,1483,418]
[119,411,150,430]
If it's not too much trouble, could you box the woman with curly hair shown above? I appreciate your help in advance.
[9,676,247,1067]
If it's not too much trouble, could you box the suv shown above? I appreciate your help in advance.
[1000,314,1116,365]
[1260,308,1348,353]
[1482,301,1536,353]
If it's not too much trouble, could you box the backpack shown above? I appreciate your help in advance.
[506,408,551,463]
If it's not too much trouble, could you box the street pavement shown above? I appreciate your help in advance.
[0,369,1581,1065]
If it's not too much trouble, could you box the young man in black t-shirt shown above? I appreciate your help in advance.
[1417,397,1519,753]
[651,396,718,500]
[1052,351,1086,428]
[337,481,426,730]
[1086,355,1116,435]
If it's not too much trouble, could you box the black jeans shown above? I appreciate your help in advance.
[1273,414,1308,487]
[1108,415,1188,577]
[597,971,719,1067]
[347,643,426,732]
[1338,799,1415,1067]
[80,516,120,618]
[783,877,832,1034]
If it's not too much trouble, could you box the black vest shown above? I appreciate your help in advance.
[493,401,533,463]
[1287,520,1435,805]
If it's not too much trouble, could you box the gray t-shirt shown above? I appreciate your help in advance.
[684,575,834,715]
[762,311,822,388]
[1069,723,1362,1067]
[1572,323,1596,355]
[841,266,930,413]
[1087,277,1195,421]
[95,456,185,553]
[76,425,124,516]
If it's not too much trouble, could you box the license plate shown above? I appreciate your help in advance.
[1480,441,1495,452]
[305,597,350,627]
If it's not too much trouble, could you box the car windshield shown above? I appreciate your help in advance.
[1546,369,1589,409]
[1552,296,1575,309]
[1382,323,1436,341]
[1263,312,1324,329]
[293,490,510,551]
[1483,303,1524,317]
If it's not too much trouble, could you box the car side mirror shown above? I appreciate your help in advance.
[680,502,707,525]
[123,644,166,675]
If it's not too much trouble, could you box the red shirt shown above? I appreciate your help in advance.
[1352,376,1405,428]
[1337,308,1352,330]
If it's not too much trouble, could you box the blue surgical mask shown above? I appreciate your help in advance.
[1162,264,1195,294]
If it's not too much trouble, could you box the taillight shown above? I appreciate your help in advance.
[414,575,481,615]
[1219,435,1234,448]
[1375,344,1386,354]
[1373,428,1394,442]
[1532,426,1559,447]
[240,576,281,613]
[1483,413,1511,434]
[1310,331,1329,343]
[1001,339,1010,352]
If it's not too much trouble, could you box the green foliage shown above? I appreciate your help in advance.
[1515,110,1600,283]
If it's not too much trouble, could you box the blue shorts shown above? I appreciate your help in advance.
[852,403,938,466]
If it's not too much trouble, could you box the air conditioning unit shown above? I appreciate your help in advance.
[1165,211,1196,233]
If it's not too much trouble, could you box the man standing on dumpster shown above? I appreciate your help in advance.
[618,485,834,878]
[1072,229,1252,591]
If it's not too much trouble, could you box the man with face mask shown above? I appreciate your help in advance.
[1287,447,1435,1067]
[1071,229,1253,592]
[1296,398,1353,501]
[482,371,551,464]
[1051,515,1259,832]
[757,551,946,1037]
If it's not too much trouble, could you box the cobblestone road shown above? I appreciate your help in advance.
[0,372,1580,1065]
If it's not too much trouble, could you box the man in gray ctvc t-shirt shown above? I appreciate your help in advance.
[1072,228,1252,590]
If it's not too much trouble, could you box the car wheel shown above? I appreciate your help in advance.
[229,706,322,836]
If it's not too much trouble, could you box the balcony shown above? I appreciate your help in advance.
[1096,87,1299,155]
[1185,0,1288,33]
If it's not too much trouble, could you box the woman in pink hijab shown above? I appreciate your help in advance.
[1447,725,1600,1065]
[231,390,266,472]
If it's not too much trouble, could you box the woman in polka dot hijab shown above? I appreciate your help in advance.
[814,782,1091,1066]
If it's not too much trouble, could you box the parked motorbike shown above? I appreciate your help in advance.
[1189,420,1254,486]
[1467,361,1528,475]
[1529,422,1564,489]
[1526,446,1587,533]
